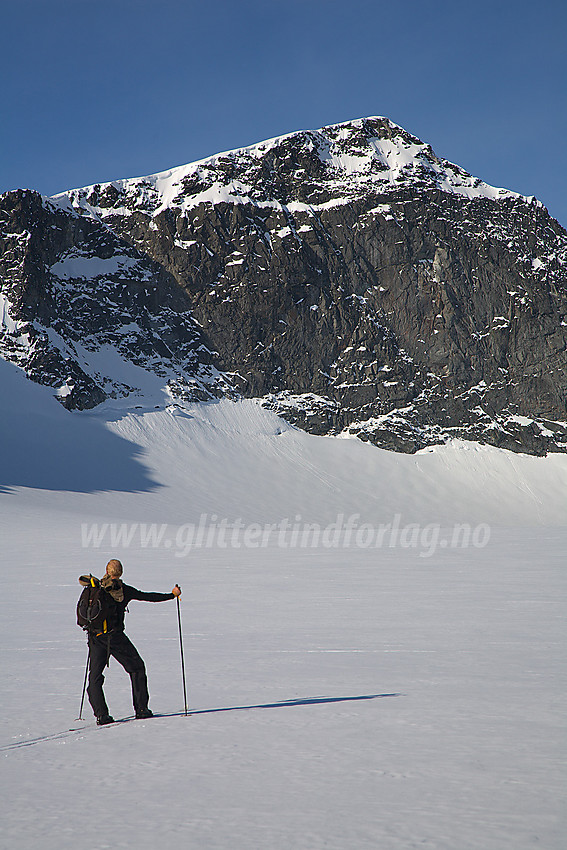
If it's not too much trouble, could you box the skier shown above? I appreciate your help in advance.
[79,559,181,725]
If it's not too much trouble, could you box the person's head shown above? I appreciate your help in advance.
[105,559,123,578]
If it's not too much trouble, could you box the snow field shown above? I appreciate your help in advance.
[2,538,565,850]
[1,367,566,849]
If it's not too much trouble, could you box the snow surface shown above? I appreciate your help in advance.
[1,360,566,850]
[0,293,18,334]
[49,254,144,280]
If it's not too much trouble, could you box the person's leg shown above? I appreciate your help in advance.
[87,635,111,719]
[110,633,150,713]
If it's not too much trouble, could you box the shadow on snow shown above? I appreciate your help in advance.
[1,694,402,750]
[166,693,402,717]
[0,359,160,494]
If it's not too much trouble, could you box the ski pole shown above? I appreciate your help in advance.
[77,646,90,721]
[175,585,188,715]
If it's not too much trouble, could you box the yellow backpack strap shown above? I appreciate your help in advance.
[91,576,108,636]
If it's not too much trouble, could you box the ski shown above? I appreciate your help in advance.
[69,715,135,730]
[1,710,191,752]
[68,711,189,731]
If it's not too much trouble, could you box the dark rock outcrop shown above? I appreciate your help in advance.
[0,190,233,409]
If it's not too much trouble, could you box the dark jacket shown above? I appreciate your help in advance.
[114,583,175,631]
[78,575,174,633]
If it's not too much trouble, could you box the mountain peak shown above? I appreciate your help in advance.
[58,116,528,223]
[2,118,566,455]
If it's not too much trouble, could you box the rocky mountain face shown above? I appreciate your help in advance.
[0,190,233,409]
[1,117,566,454]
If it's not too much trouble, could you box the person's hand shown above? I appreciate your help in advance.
[172,584,181,597]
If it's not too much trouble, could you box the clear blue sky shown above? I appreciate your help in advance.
[2,0,566,226]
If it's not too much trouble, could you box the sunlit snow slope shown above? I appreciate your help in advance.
[1,356,565,526]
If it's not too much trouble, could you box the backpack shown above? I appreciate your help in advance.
[77,575,118,635]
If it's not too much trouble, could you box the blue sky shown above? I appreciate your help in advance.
[1,0,566,225]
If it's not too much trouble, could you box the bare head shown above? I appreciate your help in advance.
[105,559,123,578]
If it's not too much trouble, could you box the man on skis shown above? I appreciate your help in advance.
[79,559,181,725]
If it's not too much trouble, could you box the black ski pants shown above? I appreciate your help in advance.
[87,631,149,718]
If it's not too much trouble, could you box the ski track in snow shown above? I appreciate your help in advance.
[1,367,566,850]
